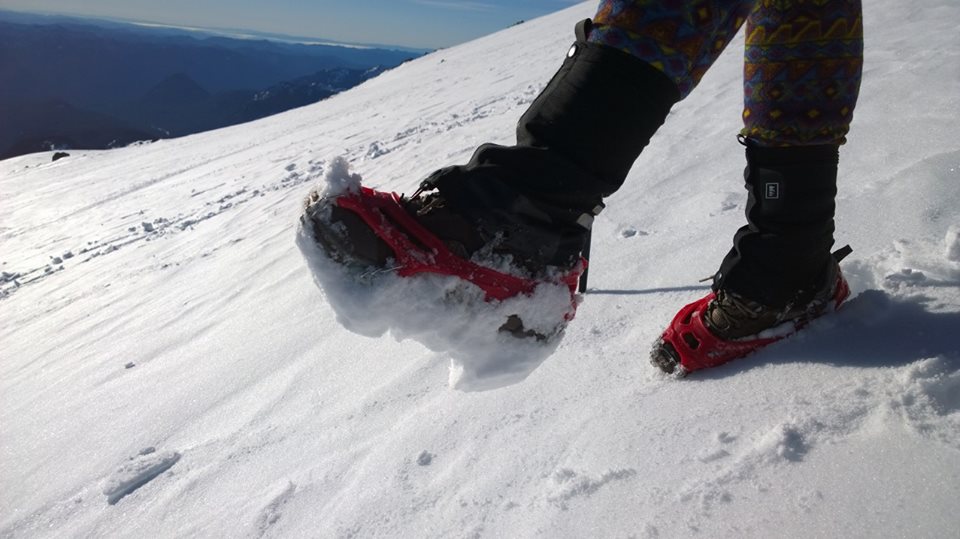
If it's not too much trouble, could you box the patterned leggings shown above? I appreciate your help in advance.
[588,0,863,146]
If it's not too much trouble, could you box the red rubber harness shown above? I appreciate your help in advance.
[335,187,584,314]
[661,272,851,373]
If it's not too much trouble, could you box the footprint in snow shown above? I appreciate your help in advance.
[620,227,650,239]
[546,468,637,509]
[704,193,741,217]
[691,433,739,463]
[895,356,960,450]
[366,141,391,159]
[679,423,811,513]
[255,482,297,536]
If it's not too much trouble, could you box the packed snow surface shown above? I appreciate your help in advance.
[2,1,959,537]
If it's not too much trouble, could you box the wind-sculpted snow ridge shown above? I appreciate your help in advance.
[102,448,181,505]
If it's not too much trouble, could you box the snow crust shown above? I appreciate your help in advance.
[2,1,959,537]
[102,449,181,505]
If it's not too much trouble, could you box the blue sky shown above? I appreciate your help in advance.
[0,0,585,49]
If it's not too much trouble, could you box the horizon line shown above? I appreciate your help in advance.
[0,6,437,53]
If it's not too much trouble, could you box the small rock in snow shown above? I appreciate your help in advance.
[51,256,63,264]
[620,227,649,239]
[417,451,433,466]
[366,141,390,159]
[62,251,74,260]
[139,447,157,456]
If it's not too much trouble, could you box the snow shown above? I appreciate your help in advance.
[946,224,960,262]
[320,156,363,197]
[2,0,959,537]
[102,449,182,505]
[296,210,577,391]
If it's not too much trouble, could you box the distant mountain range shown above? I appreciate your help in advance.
[0,10,424,159]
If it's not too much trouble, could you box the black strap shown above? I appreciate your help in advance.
[578,230,592,294]
[833,244,853,263]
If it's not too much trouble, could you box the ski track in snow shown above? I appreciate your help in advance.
[2,1,960,537]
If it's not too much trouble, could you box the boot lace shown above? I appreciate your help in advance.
[707,290,767,334]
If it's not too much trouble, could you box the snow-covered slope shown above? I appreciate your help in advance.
[2,1,959,537]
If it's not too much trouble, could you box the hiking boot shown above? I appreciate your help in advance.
[650,246,851,375]
[303,181,595,277]
[705,245,851,340]
[651,138,850,375]
[302,182,592,340]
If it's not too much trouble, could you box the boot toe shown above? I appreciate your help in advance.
[304,197,393,269]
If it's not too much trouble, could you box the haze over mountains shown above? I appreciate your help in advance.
[0,10,423,159]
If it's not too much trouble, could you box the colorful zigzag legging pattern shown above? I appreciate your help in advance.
[588,0,863,146]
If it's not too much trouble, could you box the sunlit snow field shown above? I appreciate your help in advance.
[2,1,959,537]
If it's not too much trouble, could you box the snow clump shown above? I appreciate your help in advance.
[322,156,363,197]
